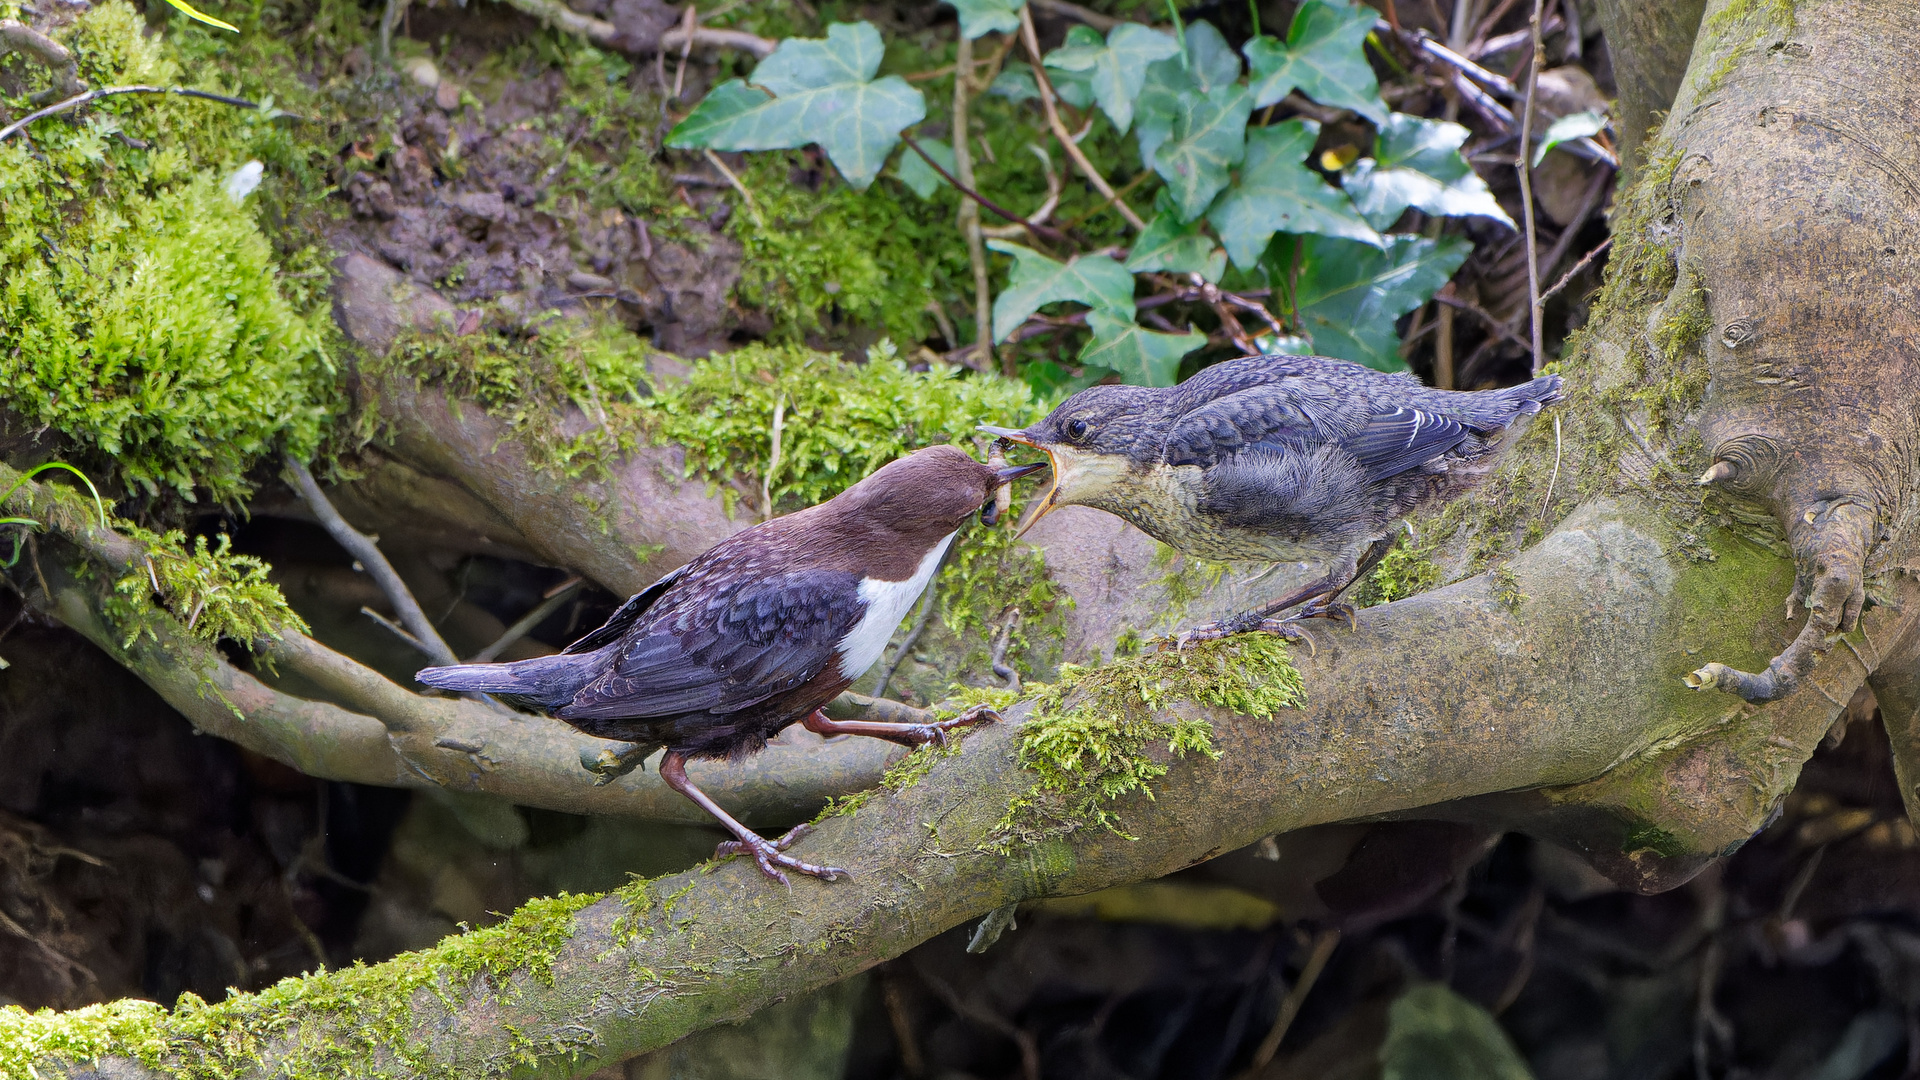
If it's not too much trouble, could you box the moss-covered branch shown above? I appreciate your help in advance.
[16,488,1917,1078]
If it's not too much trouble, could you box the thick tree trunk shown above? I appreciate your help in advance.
[18,0,1920,1074]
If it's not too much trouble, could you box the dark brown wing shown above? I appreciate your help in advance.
[555,568,863,722]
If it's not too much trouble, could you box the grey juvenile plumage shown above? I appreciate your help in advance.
[984,354,1564,635]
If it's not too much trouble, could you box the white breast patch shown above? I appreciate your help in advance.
[835,532,956,680]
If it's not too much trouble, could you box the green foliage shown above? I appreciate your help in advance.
[990,634,1304,847]
[666,22,925,190]
[1153,81,1253,221]
[1079,310,1207,387]
[1345,113,1514,229]
[1126,211,1228,280]
[1533,109,1609,166]
[731,152,962,344]
[1380,984,1538,1080]
[113,527,308,646]
[672,2,1502,381]
[1277,233,1472,370]
[895,138,955,199]
[987,242,1136,343]
[934,516,1069,677]
[1244,0,1388,121]
[1042,22,1180,133]
[0,2,340,506]
[646,341,1042,514]
[1207,120,1382,269]
[944,0,1023,40]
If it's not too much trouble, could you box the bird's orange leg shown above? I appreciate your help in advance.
[660,750,848,885]
[800,704,1001,749]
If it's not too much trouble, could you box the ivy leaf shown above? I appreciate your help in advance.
[665,22,927,190]
[1153,82,1253,221]
[1244,0,1387,122]
[944,0,1024,39]
[1132,19,1239,168]
[1277,233,1469,371]
[1183,20,1244,92]
[989,62,1041,103]
[895,139,954,199]
[1380,984,1538,1080]
[1532,109,1608,165]
[988,241,1136,343]
[1344,113,1514,229]
[1081,311,1207,387]
[1047,25,1102,110]
[1043,22,1181,133]
[1126,212,1227,281]
[1207,120,1382,270]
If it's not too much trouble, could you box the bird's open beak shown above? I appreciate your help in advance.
[993,460,1049,485]
[979,424,1063,538]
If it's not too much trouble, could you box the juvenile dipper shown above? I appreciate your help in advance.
[982,354,1563,638]
[416,445,1044,883]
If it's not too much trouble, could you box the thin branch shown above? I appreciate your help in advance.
[1539,236,1612,303]
[1018,5,1148,232]
[490,0,773,57]
[1517,0,1547,374]
[902,133,1067,246]
[283,453,459,669]
[1241,929,1340,1075]
[0,85,268,142]
[952,34,998,374]
[469,578,584,663]
[0,18,83,99]
[702,147,764,228]
[1031,0,1125,31]
[1433,290,1532,351]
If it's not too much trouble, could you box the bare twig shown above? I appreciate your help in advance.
[468,578,584,663]
[491,0,773,57]
[952,34,997,374]
[760,396,786,522]
[1241,929,1340,1075]
[915,964,1042,1080]
[702,147,764,227]
[670,3,695,99]
[1018,5,1148,232]
[903,133,1067,246]
[1434,290,1532,351]
[1517,0,1547,374]
[978,144,1062,240]
[0,18,83,99]
[0,85,267,142]
[1538,236,1612,304]
[1032,0,1125,31]
[1537,414,1562,521]
[283,454,459,669]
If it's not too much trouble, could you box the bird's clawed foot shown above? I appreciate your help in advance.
[1294,598,1358,630]
[922,703,1002,747]
[715,823,849,885]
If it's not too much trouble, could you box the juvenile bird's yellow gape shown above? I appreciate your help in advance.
[984,354,1564,640]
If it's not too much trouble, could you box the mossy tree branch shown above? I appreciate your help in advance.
[13,0,1920,1072]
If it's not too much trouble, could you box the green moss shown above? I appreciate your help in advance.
[934,518,1071,679]
[1697,0,1798,93]
[1151,544,1233,617]
[0,2,341,507]
[650,340,1042,515]
[729,153,966,345]
[1623,821,1686,859]
[1489,564,1526,612]
[988,635,1304,849]
[0,890,607,1078]
[1351,534,1444,608]
[111,527,309,647]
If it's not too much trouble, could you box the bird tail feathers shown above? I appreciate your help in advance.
[416,652,596,710]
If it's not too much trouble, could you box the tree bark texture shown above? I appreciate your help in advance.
[22,0,1920,1074]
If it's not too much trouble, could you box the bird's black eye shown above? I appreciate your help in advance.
[1064,417,1090,441]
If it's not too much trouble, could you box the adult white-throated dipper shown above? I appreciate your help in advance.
[416,445,1045,883]
[982,354,1563,638]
